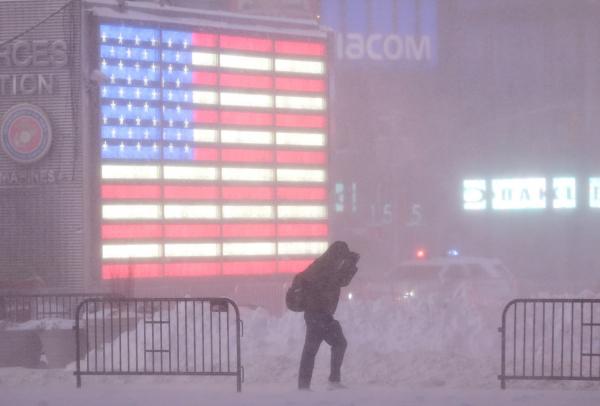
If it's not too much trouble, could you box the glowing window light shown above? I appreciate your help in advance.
[102,164,160,180]
[276,132,325,147]
[220,54,272,71]
[222,241,276,256]
[192,51,217,66]
[102,243,162,259]
[590,178,600,208]
[102,204,162,219]
[492,178,546,210]
[552,177,577,209]
[220,92,273,108]
[192,128,218,143]
[277,205,327,219]
[222,167,274,182]
[164,243,220,257]
[274,58,324,75]
[222,205,274,219]
[163,166,218,180]
[192,90,218,105]
[463,179,487,210]
[164,204,220,219]
[278,241,328,255]
[277,168,326,183]
[221,129,273,145]
[275,95,325,110]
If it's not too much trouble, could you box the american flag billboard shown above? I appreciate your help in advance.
[98,21,329,279]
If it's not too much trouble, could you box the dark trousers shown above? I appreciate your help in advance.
[298,314,347,389]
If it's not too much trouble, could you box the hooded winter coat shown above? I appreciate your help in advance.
[301,241,358,316]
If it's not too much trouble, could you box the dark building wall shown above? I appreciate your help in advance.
[0,0,83,290]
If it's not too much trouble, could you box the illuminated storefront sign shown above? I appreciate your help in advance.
[463,177,586,211]
[98,22,329,279]
[320,0,437,65]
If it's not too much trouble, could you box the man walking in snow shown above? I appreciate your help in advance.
[291,241,359,390]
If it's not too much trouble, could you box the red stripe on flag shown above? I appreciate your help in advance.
[221,111,273,126]
[221,148,273,163]
[192,32,217,47]
[276,150,326,165]
[223,261,277,275]
[276,113,326,129]
[101,184,161,200]
[193,147,219,161]
[102,263,162,279]
[274,40,325,56]
[222,186,273,200]
[164,185,219,200]
[164,262,221,277]
[102,224,163,240]
[220,35,272,52]
[277,222,328,237]
[275,76,325,93]
[276,186,327,201]
[192,71,217,86]
[164,224,221,239]
[222,223,276,238]
[220,73,272,89]
[278,259,315,274]
[194,109,219,124]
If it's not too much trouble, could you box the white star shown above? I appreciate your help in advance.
[144,102,149,112]
[151,37,156,47]
[135,88,141,99]
[127,102,132,111]
[168,38,173,48]
[103,116,108,124]
[183,119,189,128]
[118,87,124,97]
[183,65,188,73]
[102,141,108,150]
[136,142,141,150]
[143,77,148,86]
[119,142,125,150]
[135,35,140,46]
[119,115,124,125]
[127,75,132,85]
[110,74,116,84]
[111,100,116,109]
[117,33,123,44]
[101,33,107,43]
[183,40,188,49]
[118,60,123,70]
[136,117,141,126]
[126,48,132,58]
[176,78,181,88]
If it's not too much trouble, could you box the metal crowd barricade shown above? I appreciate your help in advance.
[0,293,121,322]
[74,297,243,392]
[499,299,600,389]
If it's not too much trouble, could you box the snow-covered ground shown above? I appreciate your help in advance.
[2,290,600,405]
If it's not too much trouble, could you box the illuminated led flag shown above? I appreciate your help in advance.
[99,23,328,279]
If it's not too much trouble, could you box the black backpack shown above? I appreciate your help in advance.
[286,273,308,312]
